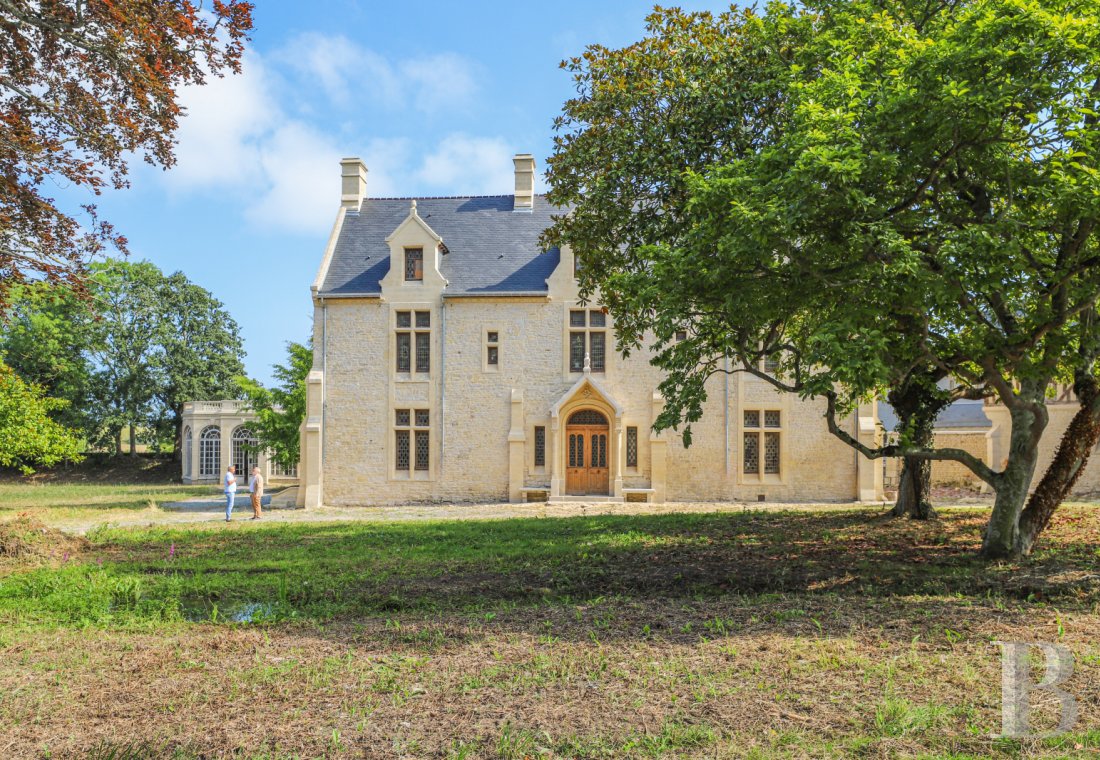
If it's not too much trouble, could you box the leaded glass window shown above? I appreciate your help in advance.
[415,311,430,328]
[486,329,499,367]
[568,409,607,425]
[764,410,781,428]
[534,426,545,467]
[395,430,410,469]
[764,432,781,474]
[395,409,410,426]
[589,332,606,372]
[570,310,586,327]
[396,311,411,328]
[415,431,430,470]
[415,409,430,427]
[404,248,423,281]
[744,410,760,428]
[396,333,411,372]
[569,332,585,372]
[626,427,638,468]
[415,332,430,373]
[589,310,606,327]
[743,432,759,475]
[591,434,607,467]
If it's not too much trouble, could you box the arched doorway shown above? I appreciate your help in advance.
[232,426,258,479]
[566,409,609,495]
[199,426,221,477]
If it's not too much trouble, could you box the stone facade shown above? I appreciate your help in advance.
[298,155,885,508]
[180,400,298,485]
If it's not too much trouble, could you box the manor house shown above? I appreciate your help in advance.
[293,155,885,507]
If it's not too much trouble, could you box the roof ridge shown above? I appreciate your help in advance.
[365,193,549,201]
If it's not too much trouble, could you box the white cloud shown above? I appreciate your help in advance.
[280,32,477,113]
[415,134,517,195]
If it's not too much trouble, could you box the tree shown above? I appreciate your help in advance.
[545,1,1100,558]
[0,282,93,434]
[154,271,245,459]
[0,361,83,473]
[236,342,310,473]
[0,0,253,306]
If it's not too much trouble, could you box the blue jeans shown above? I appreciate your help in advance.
[225,491,236,520]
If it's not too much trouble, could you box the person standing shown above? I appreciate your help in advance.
[248,466,264,520]
[223,465,237,522]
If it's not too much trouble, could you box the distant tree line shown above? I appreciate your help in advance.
[1,259,245,461]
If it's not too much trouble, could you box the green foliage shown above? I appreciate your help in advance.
[236,342,311,471]
[1,260,244,455]
[0,361,83,473]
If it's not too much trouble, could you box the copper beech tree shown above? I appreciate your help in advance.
[0,0,253,304]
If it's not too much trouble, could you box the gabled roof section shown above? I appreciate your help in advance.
[318,195,562,296]
[551,372,625,419]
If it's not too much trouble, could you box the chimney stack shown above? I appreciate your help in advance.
[513,153,535,212]
[340,157,368,210]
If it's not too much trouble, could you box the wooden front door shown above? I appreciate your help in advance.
[565,409,610,495]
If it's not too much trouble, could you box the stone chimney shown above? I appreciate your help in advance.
[340,157,368,210]
[513,153,535,212]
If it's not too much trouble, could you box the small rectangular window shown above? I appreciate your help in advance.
[396,333,411,372]
[589,310,606,328]
[764,410,781,428]
[396,311,412,328]
[569,332,585,372]
[626,426,638,468]
[675,330,687,342]
[415,409,430,427]
[404,248,423,281]
[487,331,498,343]
[487,345,499,365]
[395,409,410,427]
[415,332,430,373]
[763,354,780,373]
[415,311,431,328]
[534,426,545,467]
[589,331,606,372]
[570,310,586,327]
[744,410,760,428]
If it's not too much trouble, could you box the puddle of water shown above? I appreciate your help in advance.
[181,600,277,623]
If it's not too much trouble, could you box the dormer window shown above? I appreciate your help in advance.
[404,248,423,281]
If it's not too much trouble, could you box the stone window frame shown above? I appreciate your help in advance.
[404,247,424,282]
[562,304,611,378]
[392,406,433,481]
[393,306,432,380]
[625,425,639,470]
[482,325,501,373]
[740,407,786,484]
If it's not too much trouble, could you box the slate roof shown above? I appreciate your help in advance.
[318,195,562,296]
[877,400,992,432]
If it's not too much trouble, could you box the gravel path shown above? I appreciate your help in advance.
[53,493,901,535]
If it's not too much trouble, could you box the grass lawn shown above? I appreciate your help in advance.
[0,483,218,526]
[1,499,1100,758]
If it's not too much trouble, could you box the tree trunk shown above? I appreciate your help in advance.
[113,428,123,457]
[128,424,138,457]
[981,399,1047,559]
[1014,375,1100,556]
[892,455,936,519]
[887,373,946,519]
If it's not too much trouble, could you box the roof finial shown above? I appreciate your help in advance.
[583,353,592,375]
[410,198,418,215]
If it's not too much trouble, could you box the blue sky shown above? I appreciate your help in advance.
[80,0,732,385]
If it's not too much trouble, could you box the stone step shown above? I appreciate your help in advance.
[547,496,625,504]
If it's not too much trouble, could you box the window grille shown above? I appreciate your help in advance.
[404,248,423,281]
[534,426,545,467]
[592,434,607,467]
[589,331,606,372]
[396,333,411,372]
[199,426,221,477]
[570,310,586,327]
[569,332,585,372]
[764,410,781,428]
[395,430,410,469]
[415,332,430,372]
[764,432,781,474]
[486,330,499,367]
[415,311,430,328]
[589,310,606,327]
[626,427,638,467]
[415,409,430,427]
[743,432,759,474]
[744,410,760,428]
[396,311,412,328]
[568,409,607,425]
[414,431,430,470]
[488,346,498,365]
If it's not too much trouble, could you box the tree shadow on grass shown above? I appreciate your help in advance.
[85,507,1100,642]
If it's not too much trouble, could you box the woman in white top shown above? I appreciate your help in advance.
[223,465,237,522]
